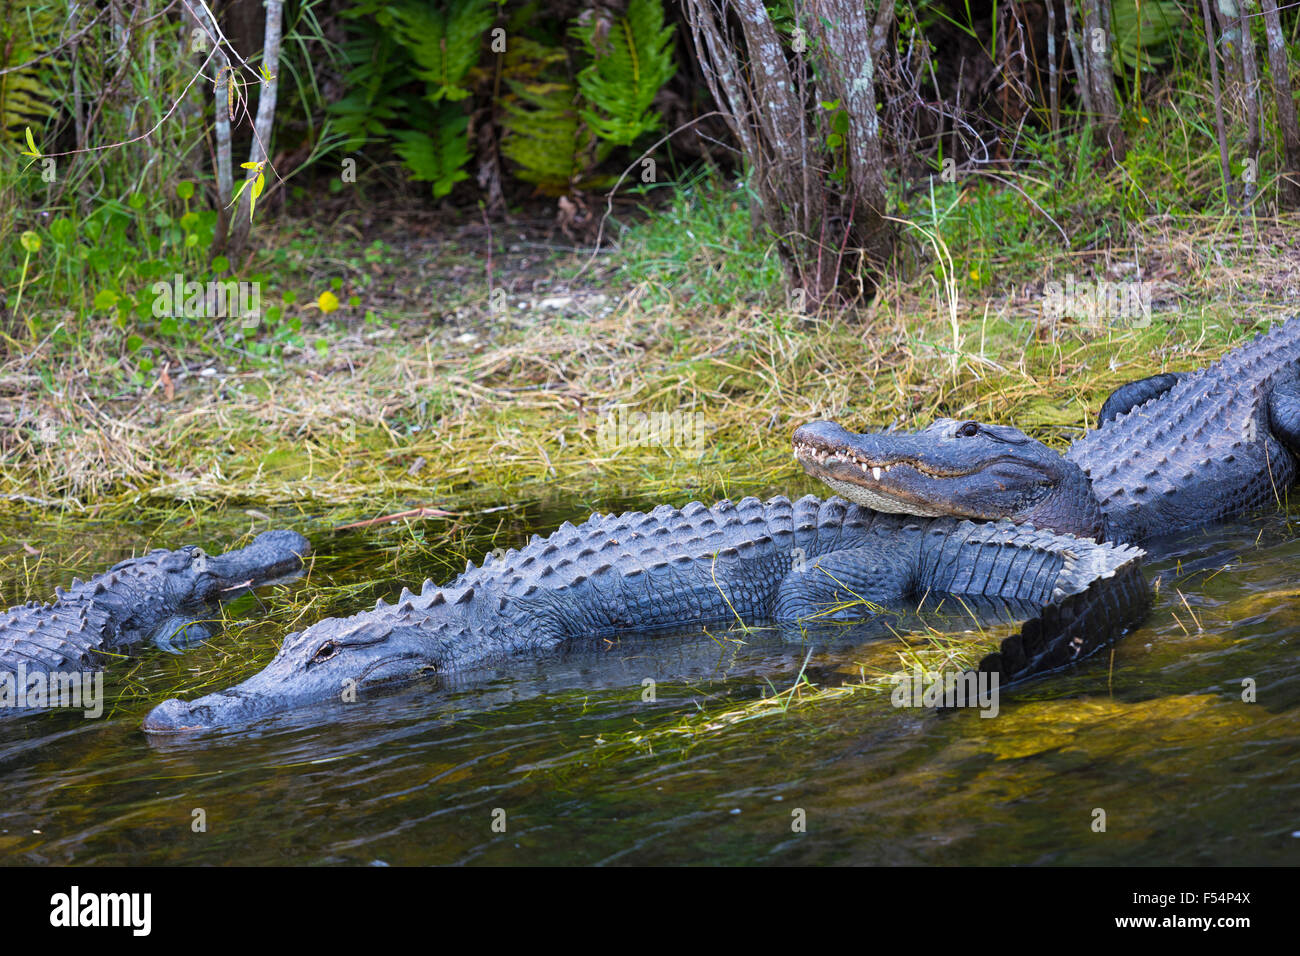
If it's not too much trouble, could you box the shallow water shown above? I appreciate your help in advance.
[0,490,1297,865]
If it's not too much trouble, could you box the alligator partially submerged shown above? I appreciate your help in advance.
[143,497,1146,733]
[0,531,309,712]
[794,319,1300,544]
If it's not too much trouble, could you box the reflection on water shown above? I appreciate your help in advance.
[0,494,1297,865]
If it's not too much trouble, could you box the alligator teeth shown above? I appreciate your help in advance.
[872,466,883,480]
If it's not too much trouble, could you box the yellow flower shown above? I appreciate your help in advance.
[969,269,980,281]
[318,291,340,314]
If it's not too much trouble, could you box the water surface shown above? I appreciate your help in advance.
[0,492,1296,865]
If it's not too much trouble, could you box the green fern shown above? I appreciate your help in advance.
[501,38,606,194]
[574,0,675,147]
[0,0,57,143]
[328,29,412,151]
[392,102,472,198]
[389,0,494,102]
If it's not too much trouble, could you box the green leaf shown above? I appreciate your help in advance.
[176,181,195,200]
[94,289,120,310]
[49,217,74,243]
[125,334,143,353]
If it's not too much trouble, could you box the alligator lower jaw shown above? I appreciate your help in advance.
[815,476,951,516]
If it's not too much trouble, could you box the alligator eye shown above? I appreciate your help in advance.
[957,422,980,437]
[192,549,208,572]
[312,641,339,664]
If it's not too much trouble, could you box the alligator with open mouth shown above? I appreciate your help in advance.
[142,497,1146,733]
[793,319,1300,544]
[0,530,310,711]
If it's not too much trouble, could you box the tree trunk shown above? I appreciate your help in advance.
[227,0,285,264]
[1200,0,1233,207]
[1079,0,1125,165]
[1260,0,1300,207]
[1062,0,1094,119]
[681,0,897,305]
[683,0,829,299]
[189,1,234,260]
[1239,1,1261,205]
[807,0,894,270]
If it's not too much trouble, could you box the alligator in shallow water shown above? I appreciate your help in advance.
[0,531,309,709]
[794,319,1300,544]
[142,496,1146,733]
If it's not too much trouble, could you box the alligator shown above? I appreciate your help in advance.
[142,496,1147,732]
[0,530,310,712]
[793,318,1300,545]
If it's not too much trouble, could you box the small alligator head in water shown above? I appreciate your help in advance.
[139,530,313,629]
[793,419,1107,540]
[143,613,437,732]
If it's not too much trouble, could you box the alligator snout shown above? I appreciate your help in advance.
[142,694,258,734]
[209,530,312,586]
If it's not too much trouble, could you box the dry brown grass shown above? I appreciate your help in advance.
[1,214,1297,523]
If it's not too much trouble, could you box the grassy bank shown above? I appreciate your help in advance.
[3,178,1297,527]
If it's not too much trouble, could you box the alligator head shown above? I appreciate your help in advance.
[147,529,312,611]
[142,612,439,732]
[793,419,1107,540]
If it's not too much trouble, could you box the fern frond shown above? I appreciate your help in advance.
[389,0,494,102]
[574,0,675,147]
[327,30,412,151]
[500,37,605,194]
[392,102,472,198]
[0,0,58,143]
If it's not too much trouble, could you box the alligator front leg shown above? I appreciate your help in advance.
[771,546,917,622]
[1267,370,1300,457]
[1098,372,1186,425]
[151,616,213,655]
